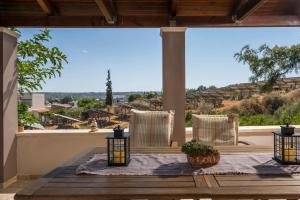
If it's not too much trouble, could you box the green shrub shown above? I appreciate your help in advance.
[197,102,214,114]
[18,102,37,126]
[60,96,73,104]
[77,97,104,109]
[210,98,223,108]
[127,94,142,102]
[185,119,192,127]
[274,99,300,125]
[143,92,158,99]
[262,93,287,114]
[239,98,265,115]
[185,111,193,121]
[227,105,240,114]
[239,114,280,126]
[64,108,84,119]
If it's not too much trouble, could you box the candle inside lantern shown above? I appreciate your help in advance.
[284,148,296,162]
[113,151,125,163]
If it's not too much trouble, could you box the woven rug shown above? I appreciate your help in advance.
[76,153,300,176]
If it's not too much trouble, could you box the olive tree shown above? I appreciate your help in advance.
[17,29,68,94]
[235,44,300,92]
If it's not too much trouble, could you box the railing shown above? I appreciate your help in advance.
[16,126,300,176]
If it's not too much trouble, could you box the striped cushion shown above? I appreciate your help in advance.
[192,114,238,146]
[129,109,174,147]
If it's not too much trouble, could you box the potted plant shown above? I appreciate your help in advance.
[181,140,220,168]
[113,125,124,138]
[280,110,295,135]
[18,102,37,133]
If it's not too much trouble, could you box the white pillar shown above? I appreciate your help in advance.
[0,27,19,187]
[160,27,187,146]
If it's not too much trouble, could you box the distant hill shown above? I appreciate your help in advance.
[39,92,160,100]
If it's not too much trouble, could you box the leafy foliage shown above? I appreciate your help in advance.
[239,98,265,115]
[128,94,142,102]
[208,85,217,90]
[181,140,218,156]
[77,97,105,110]
[274,99,300,126]
[197,85,207,91]
[17,29,68,94]
[262,93,287,114]
[105,69,113,106]
[235,44,300,92]
[60,96,73,104]
[143,92,158,99]
[18,102,37,126]
[280,110,294,126]
[239,114,280,126]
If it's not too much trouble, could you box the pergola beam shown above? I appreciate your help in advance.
[36,0,53,15]
[170,0,177,17]
[95,0,116,24]
[233,0,266,21]
[2,15,300,27]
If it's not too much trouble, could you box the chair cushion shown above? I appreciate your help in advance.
[192,114,237,146]
[129,109,174,147]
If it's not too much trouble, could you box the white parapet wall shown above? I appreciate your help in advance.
[17,125,300,176]
[17,129,112,176]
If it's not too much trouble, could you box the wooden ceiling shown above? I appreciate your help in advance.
[1,0,300,27]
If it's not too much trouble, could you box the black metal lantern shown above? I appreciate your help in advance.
[273,131,300,164]
[106,133,130,166]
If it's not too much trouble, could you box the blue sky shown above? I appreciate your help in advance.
[19,28,300,92]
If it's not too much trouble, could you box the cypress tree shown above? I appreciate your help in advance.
[105,69,113,106]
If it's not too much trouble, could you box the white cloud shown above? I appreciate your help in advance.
[81,49,88,54]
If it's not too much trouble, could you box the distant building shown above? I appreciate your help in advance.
[113,95,126,104]
[19,93,46,108]
[19,93,49,129]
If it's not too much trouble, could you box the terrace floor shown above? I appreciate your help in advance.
[0,179,36,200]
[5,125,297,200]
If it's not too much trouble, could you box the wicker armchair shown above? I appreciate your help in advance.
[192,114,246,146]
[129,109,174,147]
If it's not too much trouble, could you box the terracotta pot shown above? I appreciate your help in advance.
[187,152,220,168]
[18,126,24,133]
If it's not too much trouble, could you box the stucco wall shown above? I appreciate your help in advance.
[17,130,112,176]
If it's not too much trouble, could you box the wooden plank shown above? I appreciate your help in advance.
[49,176,194,183]
[233,0,267,21]
[210,186,300,199]
[193,176,208,188]
[204,175,219,188]
[216,174,300,181]
[16,178,50,196]
[44,181,195,188]
[95,0,116,24]
[219,180,300,187]
[33,187,209,199]
[36,0,53,15]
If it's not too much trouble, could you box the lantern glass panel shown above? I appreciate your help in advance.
[106,133,130,166]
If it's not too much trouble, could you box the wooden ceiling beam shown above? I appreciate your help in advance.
[233,0,267,21]
[36,0,53,15]
[2,15,300,28]
[294,0,300,15]
[170,0,177,17]
[95,0,116,24]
